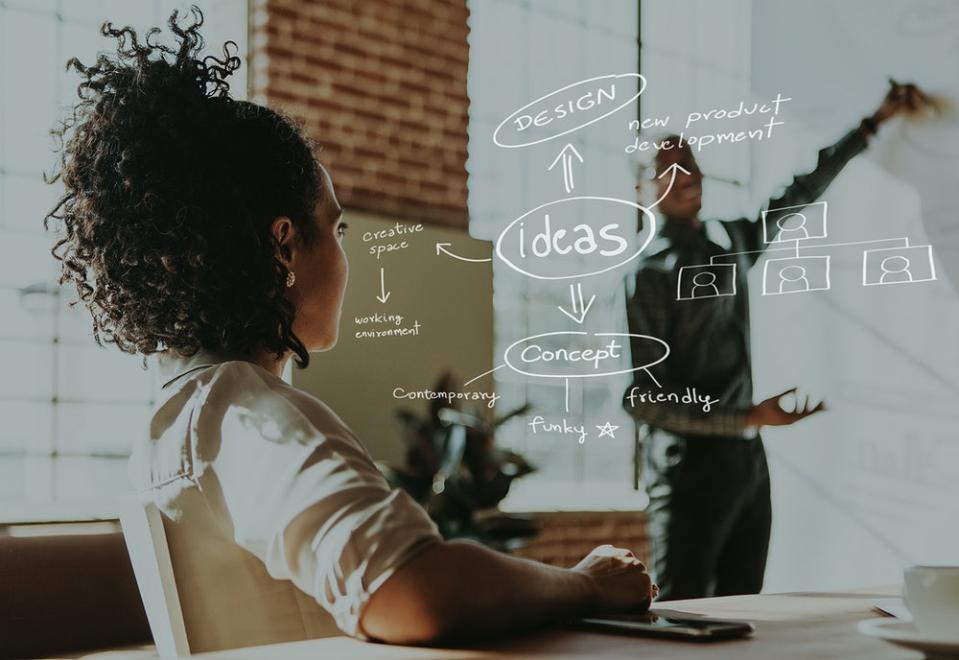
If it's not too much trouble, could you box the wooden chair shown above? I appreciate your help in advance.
[118,497,190,659]
[119,494,340,658]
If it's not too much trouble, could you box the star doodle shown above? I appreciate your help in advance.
[595,421,619,439]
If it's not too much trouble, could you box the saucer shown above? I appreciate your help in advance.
[858,618,959,658]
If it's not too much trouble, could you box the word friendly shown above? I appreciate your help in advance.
[625,386,720,414]
[363,222,424,260]
[393,387,500,409]
[527,415,620,444]
[354,313,422,340]
[625,92,792,155]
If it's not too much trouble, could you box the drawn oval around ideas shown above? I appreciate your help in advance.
[495,196,656,280]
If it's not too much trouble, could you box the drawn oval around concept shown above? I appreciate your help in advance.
[493,73,647,149]
[503,331,670,379]
[495,196,656,281]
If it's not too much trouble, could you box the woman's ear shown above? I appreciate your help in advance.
[271,215,295,263]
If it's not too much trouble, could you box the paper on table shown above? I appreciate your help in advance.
[870,598,912,620]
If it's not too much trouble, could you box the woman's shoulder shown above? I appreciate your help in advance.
[199,359,356,443]
[134,358,365,494]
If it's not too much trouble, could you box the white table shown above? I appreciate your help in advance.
[57,585,916,659]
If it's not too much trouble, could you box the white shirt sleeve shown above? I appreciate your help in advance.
[189,361,442,639]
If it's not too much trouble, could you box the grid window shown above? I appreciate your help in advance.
[467,0,643,506]
[467,0,754,506]
[0,0,248,522]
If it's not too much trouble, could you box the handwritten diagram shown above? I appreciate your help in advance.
[428,70,940,448]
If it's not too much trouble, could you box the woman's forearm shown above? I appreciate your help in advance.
[360,538,599,644]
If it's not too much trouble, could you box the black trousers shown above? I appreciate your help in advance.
[642,432,772,601]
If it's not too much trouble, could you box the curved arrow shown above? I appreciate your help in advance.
[435,242,492,263]
[648,162,692,209]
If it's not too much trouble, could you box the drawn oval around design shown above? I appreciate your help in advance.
[493,73,647,149]
[494,196,656,281]
[503,331,670,379]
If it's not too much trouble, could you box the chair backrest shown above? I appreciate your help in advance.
[120,492,341,657]
[118,496,191,659]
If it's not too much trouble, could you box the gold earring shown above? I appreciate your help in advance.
[286,270,296,288]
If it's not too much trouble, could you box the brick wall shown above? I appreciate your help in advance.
[509,511,649,568]
[250,0,470,228]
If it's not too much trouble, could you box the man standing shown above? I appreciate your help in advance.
[623,82,928,600]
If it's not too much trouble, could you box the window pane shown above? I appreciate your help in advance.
[0,401,53,454]
[0,341,53,399]
[56,402,153,456]
[1,8,58,174]
[467,0,641,482]
[57,345,153,403]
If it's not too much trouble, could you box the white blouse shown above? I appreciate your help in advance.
[127,347,442,644]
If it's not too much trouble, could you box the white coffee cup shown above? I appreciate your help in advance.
[904,565,959,639]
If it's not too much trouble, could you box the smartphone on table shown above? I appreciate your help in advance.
[571,610,755,641]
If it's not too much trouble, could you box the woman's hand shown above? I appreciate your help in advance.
[572,544,657,613]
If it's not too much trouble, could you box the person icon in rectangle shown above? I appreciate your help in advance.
[776,265,810,294]
[862,245,936,286]
[762,201,828,244]
[676,263,737,300]
[775,213,811,241]
[880,255,913,284]
[762,256,831,295]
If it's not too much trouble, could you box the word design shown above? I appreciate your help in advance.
[494,73,646,148]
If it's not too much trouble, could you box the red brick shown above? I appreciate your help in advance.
[252,0,470,228]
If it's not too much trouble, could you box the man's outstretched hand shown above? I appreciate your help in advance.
[745,387,826,429]
[872,80,934,125]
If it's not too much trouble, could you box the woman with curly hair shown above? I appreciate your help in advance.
[45,7,654,651]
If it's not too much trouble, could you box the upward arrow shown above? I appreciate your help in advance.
[649,163,692,209]
[547,143,584,194]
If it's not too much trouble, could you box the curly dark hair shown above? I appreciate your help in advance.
[44,6,322,369]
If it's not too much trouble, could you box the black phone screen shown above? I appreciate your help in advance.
[573,611,755,641]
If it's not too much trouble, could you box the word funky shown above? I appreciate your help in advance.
[527,416,620,444]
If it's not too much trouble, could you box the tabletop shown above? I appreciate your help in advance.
[60,585,918,660]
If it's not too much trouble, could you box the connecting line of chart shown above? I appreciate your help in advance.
[707,236,911,264]
[678,232,935,301]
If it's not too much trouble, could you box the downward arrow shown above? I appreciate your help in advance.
[557,283,595,324]
[548,143,584,194]
[376,267,391,303]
